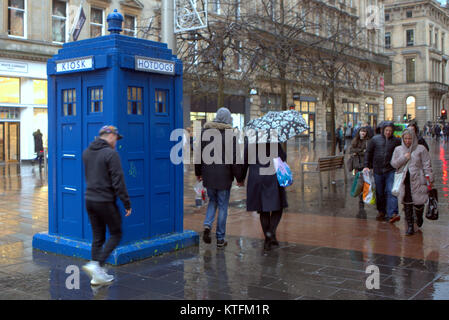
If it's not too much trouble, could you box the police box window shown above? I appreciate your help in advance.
[89,87,103,113]
[63,89,76,116]
[127,87,142,115]
[155,90,168,114]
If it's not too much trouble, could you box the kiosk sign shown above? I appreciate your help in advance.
[135,56,175,75]
[56,57,93,73]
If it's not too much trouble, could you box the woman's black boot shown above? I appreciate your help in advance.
[264,232,272,251]
[405,204,414,236]
[271,234,279,247]
[415,205,424,228]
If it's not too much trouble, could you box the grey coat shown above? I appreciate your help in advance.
[390,132,434,205]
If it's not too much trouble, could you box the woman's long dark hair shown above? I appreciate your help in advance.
[352,127,369,147]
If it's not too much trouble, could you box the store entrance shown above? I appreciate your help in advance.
[0,122,20,162]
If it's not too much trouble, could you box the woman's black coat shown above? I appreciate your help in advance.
[239,141,288,213]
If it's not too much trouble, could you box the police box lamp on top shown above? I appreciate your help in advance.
[99,125,123,140]
[107,9,124,34]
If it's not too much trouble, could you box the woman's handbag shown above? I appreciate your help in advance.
[426,180,439,220]
[391,161,409,197]
[350,171,364,197]
[273,157,293,187]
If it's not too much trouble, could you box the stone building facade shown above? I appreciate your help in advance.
[0,0,156,161]
[384,0,449,127]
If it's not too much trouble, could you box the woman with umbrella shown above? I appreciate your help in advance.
[238,110,308,252]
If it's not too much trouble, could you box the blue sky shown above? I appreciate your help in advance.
[437,0,447,5]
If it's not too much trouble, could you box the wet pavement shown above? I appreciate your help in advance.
[1,137,449,300]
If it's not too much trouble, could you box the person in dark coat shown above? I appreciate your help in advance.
[239,139,288,252]
[335,125,344,154]
[195,107,243,248]
[435,124,441,141]
[82,125,132,286]
[33,129,44,167]
[363,121,401,222]
[349,127,370,216]
[443,123,449,142]
[407,120,429,151]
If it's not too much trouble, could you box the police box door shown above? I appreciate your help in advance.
[56,75,83,238]
[149,75,175,237]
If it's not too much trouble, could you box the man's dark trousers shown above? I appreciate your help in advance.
[86,200,122,266]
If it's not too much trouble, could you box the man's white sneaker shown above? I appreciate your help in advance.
[82,261,100,280]
[91,267,114,286]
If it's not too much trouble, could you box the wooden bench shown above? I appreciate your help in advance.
[301,155,348,190]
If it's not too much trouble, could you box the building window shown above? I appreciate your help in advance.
[406,29,414,46]
[406,58,415,83]
[384,97,393,121]
[343,102,359,126]
[385,61,393,85]
[127,87,142,115]
[430,28,433,46]
[8,0,26,38]
[90,7,104,38]
[52,0,67,43]
[0,77,20,104]
[62,89,76,116]
[385,32,391,49]
[293,98,315,136]
[155,90,168,114]
[0,107,20,120]
[442,33,445,52]
[385,13,390,21]
[435,31,438,49]
[123,15,136,37]
[33,80,47,105]
[89,87,103,113]
[406,96,416,120]
[213,0,221,14]
[235,0,241,19]
[366,104,379,128]
[406,10,412,18]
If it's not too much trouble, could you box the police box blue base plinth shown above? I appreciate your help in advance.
[32,230,199,265]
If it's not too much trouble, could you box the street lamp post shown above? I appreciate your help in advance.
[162,0,176,52]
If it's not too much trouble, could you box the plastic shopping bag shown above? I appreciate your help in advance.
[273,157,293,187]
[362,171,376,205]
[350,171,364,197]
[194,181,206,207]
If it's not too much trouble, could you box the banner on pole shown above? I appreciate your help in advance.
[71,4,86,41]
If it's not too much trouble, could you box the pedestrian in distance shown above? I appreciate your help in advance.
[435,124,441,141]
[239,140,288,252]
[33,129,44,169]
[349,127,370,217]
[391,129,434,235]
[344,122,353,154]
[195,107,244,248]
[443,123,449,142]
[407,120,429,151]
[82,125,132,286]
[363,121,401,223]
[335,125,344,154]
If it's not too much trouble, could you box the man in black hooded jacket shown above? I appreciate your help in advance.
[82,125,132,286]
[363,121,401,223]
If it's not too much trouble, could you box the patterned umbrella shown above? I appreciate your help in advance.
[244,110,309,143]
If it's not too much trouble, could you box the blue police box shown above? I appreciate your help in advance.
[32,10,198,265]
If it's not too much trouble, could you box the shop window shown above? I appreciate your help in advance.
[52,0,67,43]
[8,0,26,38]
[89,87,103,113]
[0,107,20,119]
[62,89,76,116]
[33,80,47,105]
[0,77,20,104]
[123,15,136,37]
[384,97,393,121]
[127,87,142,115]
[406,96,416,120]
[155,89,168,114]
[90,7,104,38]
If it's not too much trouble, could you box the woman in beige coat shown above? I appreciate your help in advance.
[391,129,434,235]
